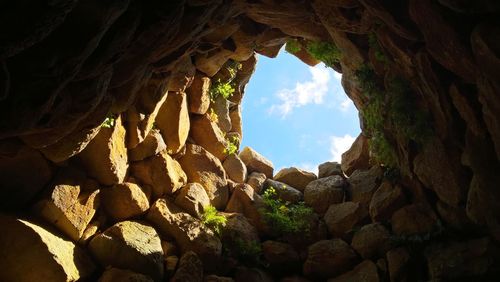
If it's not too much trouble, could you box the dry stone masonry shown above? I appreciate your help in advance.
[0,0,500,281]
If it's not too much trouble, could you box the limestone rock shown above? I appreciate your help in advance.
[0,140,53,210]
[274,167,317,192]
[348,167,383,207]
[324,202,368,238]
[303,239,359,278]
[99,268,154,282]
[191,113,229,161]
[79,115,128,186]
[129,129,166,161]
[328,260,379,282]
[386,247,410,282]
[369,181,406,222]
[101,182,150,222]
[146,198,222,268]
[0,215,95,282]
[262,240,300,271]
[156,91,190,155]
[223,154,247,183]
[318,162,344,178]
[247,172,267,193]
[171,251,203,282]
[351,223,391,259]
[341,134,370,176]
[264,179,303,204]
[89,221,164,281]
[174,183,211,218]
[186,73,211,114]
[304,176,345,214]
[178,144,229,210]
[391,203,439,236]
[239,146,274,178]
[131,150,187,198]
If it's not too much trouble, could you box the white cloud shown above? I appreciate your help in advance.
[268,65,331,118]
[329,134,356,162]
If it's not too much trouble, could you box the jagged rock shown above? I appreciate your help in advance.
[79,115,128,186]
[89,221,164,281]
[146,198,222,268]
[0,140,53,210]
[186,73,211,114]
[178,144,229,209]
[351,223,391,259]
[264,179,303,204]
[318,162,344,178]
[303,239,359,278]
[222,213,260,260]
[171,251,203,282]
[174,183,211,218]
[324,201,368,238]
[99,268,154,282]
[156,91,190,155]
[161,240,179,257]
[239,146,274,178]
[328,260,379,282]
[247,171,267,193]
[348,167,383,207]
[101,182,149,222]
[391,203,439,236]
[369,181,406,222]
[290,47,321,66]
[386,247,410,282]
[79,219,100,245]
[129,129,166,161]
[304,176,345,214]
[341,134,370,176]
[234,267,274,282]
[262,240,300,272]
[274,167,317,192]
[0,215,95,282]
[191,113,229,161]
[223,154,247,183]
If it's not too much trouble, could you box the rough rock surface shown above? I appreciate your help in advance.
[341,134,370,176]
[303,239,359,278]
[274,167,317,192]
[174,183,211,218]
[324,201,368,238]
[223,154,247,183]
[101,182,149,222]
[304,176,345,214]
[239,146,274,178]
[351,223,391,259]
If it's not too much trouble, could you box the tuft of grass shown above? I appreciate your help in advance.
[210,79,235,101]
[305,41,341,67]
[224,135,239,155]
[101,116,116,128]
[201,205,227,237]
[285,39,301,54]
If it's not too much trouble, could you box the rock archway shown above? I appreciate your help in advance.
[1,0,500,281]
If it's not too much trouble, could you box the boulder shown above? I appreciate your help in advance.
[223,154,247,183]
[174,183,211,218]
[341,134,370,176]
[171,251,203,282]
[247,172,267,193]
[239,146,274,178]
[304,176,345,214]
[262,240,300,272]
[155,91,190,155]
[168,56,195,92]
[99,268,154,282]
[369,181,406,222]
[327,260,379,282]
[129,129,166,161]
[190,113,229,161]
[324,202,368,238]
[195,48,234,77]
[89,221,164,281]
[386,248,410,282]
[212,94,232,133]
[318,162,344,178]
[178,144,229,209]
[391,203,439,236]
[225,184,266,232]
[274,167,317,192]
[131,151,187,198]
[229,105,243,137]
[303,239,359,278]
[0,215,95,282]
[101,182,150,222]
[146,198,222,268]
[347,167,383,207]
[223,212,260,243]
[351,223,391,259]
[79,115,128,186]
[186,73,211,114]
[264,179,303,204]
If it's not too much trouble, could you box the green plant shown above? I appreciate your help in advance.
[285,39,301,54]
[225,238,263,266]
[226,60,242,81]
[224,136,239,155]
[260,187,314,235]
[202,205,227,237]
[369,132,397,168]
[208,108,219,123]
[210,80,235,101]
[101,116,116,128]
[305,41,341,67]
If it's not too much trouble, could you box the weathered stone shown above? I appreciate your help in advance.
[155,91,190,155]
[262,240,300,271]
[264,179,303,204]
[223,154,247,183]
[324,201,368,238]
[328,260,379,282]
[304,176,345,214]
[171,251,203,282]
[178,144,229,209]
[226,183,266,232]
[229,105,243,138]
[191,113,229,161]
[303,239,359,278]
[0,215,95,282]
[369,181,407,222]
[348,167,383,207]
[146,198,222,268]
[131,150,187,198]
[129,129,166,161]
[212,94,232,133]
[341,134,370,176]
[239,146,274,178]
[391,203,439,236]
[0,140,53,210]
[436,200,472,229]
[101,182,149,222]
[99,268,154,282]
[187,73,211,114]
[195,48,234,77]
[168,56,196,92]
[318,161,344,178]
[247,171,267,193]
[79,115,128,186]
[174,183,211,218]
[89,221,164,281]
[386,247,410,282]
[280,276,312,282]
[222,212,260,245]
[351,223,391,259]
[79,219,100,246]
[274,167,317,192]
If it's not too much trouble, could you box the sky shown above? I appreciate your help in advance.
[240,49,361,175]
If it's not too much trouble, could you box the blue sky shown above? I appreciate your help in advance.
[240,49,361,174]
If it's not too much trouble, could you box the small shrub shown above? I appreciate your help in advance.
[202,205,227,237]
[224,136,239,155]
[305,41,341,67]
[285,39,301,54]
[210,79,235,101]
[101,116,116,128]
[208,108,219,123]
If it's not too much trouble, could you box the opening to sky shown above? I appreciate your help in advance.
[240,49,361,174]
